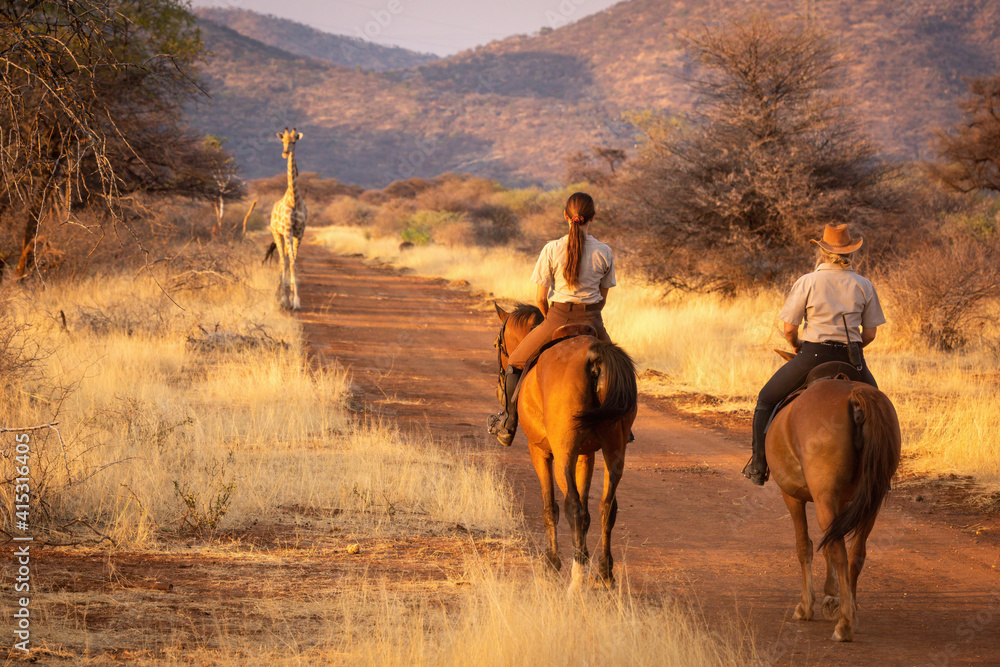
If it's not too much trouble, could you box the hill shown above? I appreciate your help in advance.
[189,0,1000,187]
[195,7,438,70]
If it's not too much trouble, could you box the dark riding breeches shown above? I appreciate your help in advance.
[758,341,878,407]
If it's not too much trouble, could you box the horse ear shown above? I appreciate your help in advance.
[774,348,797,362]
[494,301,509,322]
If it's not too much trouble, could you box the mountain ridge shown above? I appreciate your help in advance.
[195,7,438,71]
[188,1,1000,187]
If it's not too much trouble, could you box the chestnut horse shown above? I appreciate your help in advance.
[767,350,901,642]
[494,303,637,590]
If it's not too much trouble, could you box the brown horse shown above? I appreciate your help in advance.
[767,350,901,642]
[494,303,637,590]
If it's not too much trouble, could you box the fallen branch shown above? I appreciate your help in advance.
[0,422,59,433]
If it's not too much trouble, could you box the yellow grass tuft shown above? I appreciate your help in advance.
[334,564,757,667]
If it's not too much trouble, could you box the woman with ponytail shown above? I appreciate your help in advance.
[488,192,617,446]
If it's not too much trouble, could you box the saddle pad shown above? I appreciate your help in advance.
[765,362,865,434]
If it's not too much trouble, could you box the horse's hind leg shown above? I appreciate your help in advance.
[847,515,877,632]
[817,501,856,642]
[575,452,595,561]
[781,491,814,620]
[821,550,839,621]
[596,443,625,586]
[529,444,561,572]
[553,450,587,592]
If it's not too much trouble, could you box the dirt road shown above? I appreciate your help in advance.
[297,243,1000,666]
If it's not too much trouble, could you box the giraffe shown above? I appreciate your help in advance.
[270,127,307,310]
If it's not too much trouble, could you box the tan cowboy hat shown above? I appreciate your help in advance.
[810,223,863,254]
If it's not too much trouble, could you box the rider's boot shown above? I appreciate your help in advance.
[742,403,773,485]
[487,366,523,446]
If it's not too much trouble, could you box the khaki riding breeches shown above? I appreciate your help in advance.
[507,302,611,369]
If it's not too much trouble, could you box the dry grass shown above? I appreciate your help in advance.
[0,235,755,664]
[313,225,1000,491]
[0,242,513,545]
[2,545,757,665]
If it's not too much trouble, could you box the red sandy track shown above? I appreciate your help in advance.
[297,242,1000,666]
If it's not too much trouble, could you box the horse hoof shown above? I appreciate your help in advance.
[545,553,562,572]
[566,561,586,596]
[832,621,853,642]
[793,602,814,621]
[822,596,840,621]
[591,575,615,591]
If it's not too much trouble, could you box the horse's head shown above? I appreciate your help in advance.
[493,302,543,371]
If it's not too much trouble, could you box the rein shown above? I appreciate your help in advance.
[494,315,512,386]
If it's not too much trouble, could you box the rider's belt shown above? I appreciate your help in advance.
[551,301,602,312]
[808,341,848,348]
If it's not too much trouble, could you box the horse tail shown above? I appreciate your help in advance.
[263,241,278,264]
[575,341,637,431]
[818,384,901,550]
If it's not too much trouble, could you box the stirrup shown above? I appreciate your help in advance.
[741,456,769,485]
[486,413,515,446]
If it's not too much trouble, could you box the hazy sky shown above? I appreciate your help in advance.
[191,0,624,55]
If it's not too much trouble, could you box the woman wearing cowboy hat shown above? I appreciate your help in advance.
[742,223,886,486]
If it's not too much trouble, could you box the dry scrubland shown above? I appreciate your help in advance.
[314,224,1000,494]
[0,239,755,663]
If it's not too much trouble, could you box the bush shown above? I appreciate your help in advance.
[609,16,901,291]
[886,230,1000,350]
[470,203,519,246]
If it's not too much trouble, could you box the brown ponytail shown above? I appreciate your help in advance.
[563,192,595,288]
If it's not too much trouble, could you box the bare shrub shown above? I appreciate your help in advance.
[250,172,363,202]
[186,323,290,354]
[929,76,1000,195]
[414,173,503,212]
[609,16,901,291]
[886,232,1000,350]
[470,203,519,246]
[321,196,376,227]
[435,220,477,247]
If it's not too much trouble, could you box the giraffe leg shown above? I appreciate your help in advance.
[271,229,289,308]
[288,234,301,310]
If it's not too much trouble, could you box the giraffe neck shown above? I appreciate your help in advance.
[285,148,299,208]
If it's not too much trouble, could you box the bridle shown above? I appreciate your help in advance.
[493,315,511,390]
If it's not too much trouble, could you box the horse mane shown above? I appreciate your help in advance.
[509,302,543,331]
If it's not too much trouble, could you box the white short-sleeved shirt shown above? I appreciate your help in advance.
[530,234,616,304]
[779,264,886,343]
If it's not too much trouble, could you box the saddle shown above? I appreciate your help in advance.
[510,324,599,401]
[766,361,864,433]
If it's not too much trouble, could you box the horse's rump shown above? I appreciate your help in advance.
[575,340,638,431]
[817,383,901,549]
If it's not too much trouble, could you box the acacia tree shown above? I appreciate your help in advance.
[611,16,898,290]
[565,145,627,185]
[0,0,242,278]
[929,76,1000,195]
